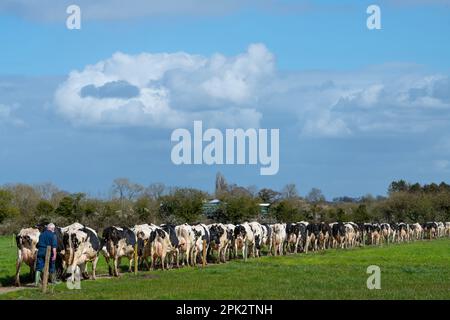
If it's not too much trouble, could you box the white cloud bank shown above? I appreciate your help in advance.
[54,44,273,128]
[54,44,450,136]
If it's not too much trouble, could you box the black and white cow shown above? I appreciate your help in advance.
[225,224,236,260]
[191,223,210,265]
[101,226,137,277]
[63,227,101,283]
[285,223,299,253]
[132,223,159,270]
[380,223,392,244]
[148,227,175,270]
[318,222,332,250]
[305,223,320,253]
[397,223,409,242]
[15,228,40,286]
[261,224,272,255]
[234,223,255,260]
[249,222,264,257]
[208,223,230,263]
[445,222,450,237]
[330,222,346,249]
[160,224,180,268]
[423,222,438,239]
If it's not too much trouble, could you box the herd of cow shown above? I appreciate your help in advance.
[14,220,450,286]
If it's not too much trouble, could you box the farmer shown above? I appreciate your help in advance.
[35,223,58,286]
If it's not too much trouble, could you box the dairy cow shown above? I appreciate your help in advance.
[249,222,264,257]
[160,224,180,268]
[208,223,230,263]
[409,223,423,240]
[305,223,320,253]
[285,223,300,253]
[397,223,409,242]
[423,222,438,239]
[191,224,210,265]
[175,224,196,266]
[261,224,273,255]
[147,227,174,270]
[271,223,286,256]
[132,223,159,270]
[63,227,101,283]
[380,223,392,244]
[14,228,40,286]
[318,222,332,250]
[101,226,137,276]
[234,223,255,260]
[330,222,346,249]
[225,224,236,260]
[445,222,450,237]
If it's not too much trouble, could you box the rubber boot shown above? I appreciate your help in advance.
[34,271,41,287]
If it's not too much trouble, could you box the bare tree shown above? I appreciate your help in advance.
[146,182,166,200]
[215,172,227,197]
[112,178,144,201]
[306,187,325,203]
[34,182,60,201]
[281,183,298,199]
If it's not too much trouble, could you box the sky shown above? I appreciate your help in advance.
[1,0,450,199]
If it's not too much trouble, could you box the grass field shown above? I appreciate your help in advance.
[0,235,449,300]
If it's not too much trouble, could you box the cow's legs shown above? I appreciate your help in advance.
[161,253,167,270]
[79,263,89,279]
[128,257,132,272]
[244,243,248,261]
[92,256,99,280]
[104,256,113,276]
[15,258,22,287]
[113,257,119,277]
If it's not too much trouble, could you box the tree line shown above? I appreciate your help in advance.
[1,175,449,235]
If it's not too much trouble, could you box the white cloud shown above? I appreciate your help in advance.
[282,69,450,137]
[0,104,25,127]
[54,44,450,136]
[54,44,271,128]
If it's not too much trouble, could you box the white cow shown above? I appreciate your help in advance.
[15,228,40,286]
[271,223,286,256]
[175,224,196,266]
[64,227,101,283]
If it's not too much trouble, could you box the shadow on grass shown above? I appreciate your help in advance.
[0,273,32,287]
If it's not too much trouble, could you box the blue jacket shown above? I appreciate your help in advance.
[37,230,57,256]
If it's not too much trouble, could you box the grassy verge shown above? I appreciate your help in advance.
[1,235,449,300]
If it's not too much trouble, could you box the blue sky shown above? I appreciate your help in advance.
[1,0,450,199]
